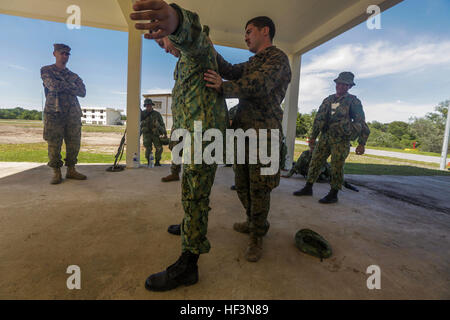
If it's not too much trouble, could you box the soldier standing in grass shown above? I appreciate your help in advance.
[41,44,87,184]
[293,72,369,203]
[140,98,166,166]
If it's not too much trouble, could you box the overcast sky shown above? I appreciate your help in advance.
[0,0,449,123]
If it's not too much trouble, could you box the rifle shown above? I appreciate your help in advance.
[344,181,359,192]
[106,129,127,172]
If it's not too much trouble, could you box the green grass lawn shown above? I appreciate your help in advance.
[0,142,448,176]
[0,142,172,164]
[292,144,450,176]
[295,138,442,157]
[81,125,126,133]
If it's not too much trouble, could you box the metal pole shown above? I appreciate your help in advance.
[440,109,450,170]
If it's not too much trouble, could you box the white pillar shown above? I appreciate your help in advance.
[282,52,301,170]
[125,28,142,168]
[440,109,450,170]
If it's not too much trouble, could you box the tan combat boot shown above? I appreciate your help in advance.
[50,168,62,185]
[161,173,180,182]
[245,234,263,262]
[233,221,250,234]
[66,166,87,180]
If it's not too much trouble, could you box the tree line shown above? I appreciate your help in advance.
[295,100,449,154]
[0,107,42,120]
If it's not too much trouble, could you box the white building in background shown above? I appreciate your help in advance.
[81,107,122,125]
[143,92,238,130]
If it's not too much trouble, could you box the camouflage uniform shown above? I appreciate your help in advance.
[217,46,292,237]
[140,109,166,163]
[41,63,86,168]
[307,93,370,190]
[286,149,331,180]
[168,59,183,176]
[168,4,227,254]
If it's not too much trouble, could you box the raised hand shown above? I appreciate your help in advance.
[130,0,179,39]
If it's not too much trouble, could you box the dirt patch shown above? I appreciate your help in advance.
[0,125,44,144]
[0,123,125,154]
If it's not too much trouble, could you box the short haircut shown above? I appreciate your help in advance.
[245,16,276,41]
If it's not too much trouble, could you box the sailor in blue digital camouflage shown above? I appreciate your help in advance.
[140,98,166,166]
[293,72,370,203]
[204,16,292,262]
[131,1,227,291]
[41,43,87,184]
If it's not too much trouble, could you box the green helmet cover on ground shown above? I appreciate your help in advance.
[295,229,332,260]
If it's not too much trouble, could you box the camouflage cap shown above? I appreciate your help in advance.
[144,98,155,106]
[295,229,332,260]
[334,71,355,86]
[53,43,71,53]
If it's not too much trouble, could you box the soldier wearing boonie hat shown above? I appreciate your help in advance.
[334,71,356,86]
[293,71,370,204]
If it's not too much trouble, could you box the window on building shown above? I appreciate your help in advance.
[100,116,103,119]
[154,101,162,110]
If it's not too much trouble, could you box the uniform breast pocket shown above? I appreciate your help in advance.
[335,104,349,119]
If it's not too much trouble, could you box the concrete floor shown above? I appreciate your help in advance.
[0,163,449,299]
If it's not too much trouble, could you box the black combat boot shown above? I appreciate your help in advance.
[319,188,339,204]
[168,224,181,235]
[145,251,199,292]
[293,182,313,196]
[155,160,161,166]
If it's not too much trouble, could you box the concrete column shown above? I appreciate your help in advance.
[282,52,301,170]
[440,108,450,170]
[125,28,142,168]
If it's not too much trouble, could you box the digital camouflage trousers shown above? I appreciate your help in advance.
[306,134,350,190]
[181,163,217,255]
[43,111,81,168]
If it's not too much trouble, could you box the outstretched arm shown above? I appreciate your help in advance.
[131,1,213,62]
[205,53,290,98]
[215,54,245,81]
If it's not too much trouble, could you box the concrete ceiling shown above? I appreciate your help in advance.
[1,0,403,55]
